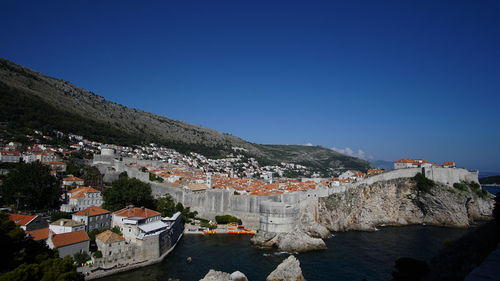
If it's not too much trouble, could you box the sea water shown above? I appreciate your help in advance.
[100,225,473,281]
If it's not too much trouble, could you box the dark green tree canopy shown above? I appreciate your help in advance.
[102,177,155,211]
[0,162,61,211]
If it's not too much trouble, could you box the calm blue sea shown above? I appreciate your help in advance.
[100,225,473,281]
[483,185,500,196]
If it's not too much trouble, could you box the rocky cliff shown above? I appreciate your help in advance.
[318,178,494,232]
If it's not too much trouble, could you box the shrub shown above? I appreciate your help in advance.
[215,215,242,225]
[93,251,102,259]
[453,183,469,192]
[200,221,217,229]
[413,173,435,193]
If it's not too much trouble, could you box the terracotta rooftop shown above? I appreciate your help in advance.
[114,206,160,219]
[68,186,99,194]
[51,230,89,248]
[96,230,124,244]
[63,176,84,182]
[9,213,37,226]
[27,227,49,241]
[73,206,110,217]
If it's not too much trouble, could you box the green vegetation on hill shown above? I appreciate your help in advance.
[0,162,62,211]
[412,173,435,193]
[0,212,83,280]
[453,181,489,198]
[479,175,500,185]
[0,57,371,175]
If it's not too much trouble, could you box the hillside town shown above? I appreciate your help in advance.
[0,127,467,279]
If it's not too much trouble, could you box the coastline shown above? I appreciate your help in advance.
[80,232,184,280]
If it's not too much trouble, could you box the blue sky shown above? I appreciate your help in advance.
[1,1,499,172]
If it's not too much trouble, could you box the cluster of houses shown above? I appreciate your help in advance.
[8,204,183,268]
[394,158,455,169]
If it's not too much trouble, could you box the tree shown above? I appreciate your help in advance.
[50,212,72,222]
[102,177,155,211]
[0,162,61,211]
[156,195,176,217]
[0,212,83,280]
[73,252,90,266]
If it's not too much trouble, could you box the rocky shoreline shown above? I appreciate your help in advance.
[252,178,495,253]
[200,255,304,281]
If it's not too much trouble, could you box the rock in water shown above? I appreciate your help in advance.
[252,229,326,252]
[274,229,327,252]
[199,269,248,281]
[230,271,248,281]
[266,255,305,281]
[199,270,230,281]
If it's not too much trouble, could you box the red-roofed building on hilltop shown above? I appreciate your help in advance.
[443,161,456,168]
[72,206,111,232]
[394,158,432,169]
[60,186,103,212]
[47,230,89,258]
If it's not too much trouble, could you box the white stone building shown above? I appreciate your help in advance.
[60,186,103,212]
[49,219,85,234]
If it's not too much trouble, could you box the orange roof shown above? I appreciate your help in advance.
[68,186,99,194]
[114,207,160,219]
[73,206,110,217]
[444,161,455,166]
[9,213,37,226]
[51,230,89,248]
[96,230,124,244]
[27,227,49,241]
[63,176,84,182]
[0,150,21,156]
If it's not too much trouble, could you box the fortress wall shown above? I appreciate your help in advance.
[259,201,299,233]
[424,167,479,186]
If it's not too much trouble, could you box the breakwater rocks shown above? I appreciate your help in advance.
[318,178,494,232]
[250,229,327,252]
[199,255,304,281]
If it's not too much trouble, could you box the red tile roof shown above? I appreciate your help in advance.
[27,227,49,241]
[63,176,84,182]
[51,230,89,248]
[96,230,124,244]
[114,207,160,219]
[9,214,37,226]
[68,186,99,194]
[73,206,110,217]
[444,161,455,166]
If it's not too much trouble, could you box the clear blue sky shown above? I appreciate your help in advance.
[1,1,499,172]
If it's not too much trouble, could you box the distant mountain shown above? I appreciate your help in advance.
[0,57,370,175]
[479,175,500,185]
[369,160,394,171]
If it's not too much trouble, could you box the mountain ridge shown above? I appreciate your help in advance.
[0,57,370,175]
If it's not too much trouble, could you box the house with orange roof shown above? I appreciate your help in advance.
[45,161,67,172]
[62,175,84,187]
[27,227,50,242]
[47,230,89,258]
[9,213,47,231]
[112,206,163,242]
[394,158,432,169]
[0,150,21,163]
[60,186,103,212]
[72,206,111,232]
[443,161,456,168]
[93,230,130,267]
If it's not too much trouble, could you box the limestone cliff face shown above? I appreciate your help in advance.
[318,178,494,232]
